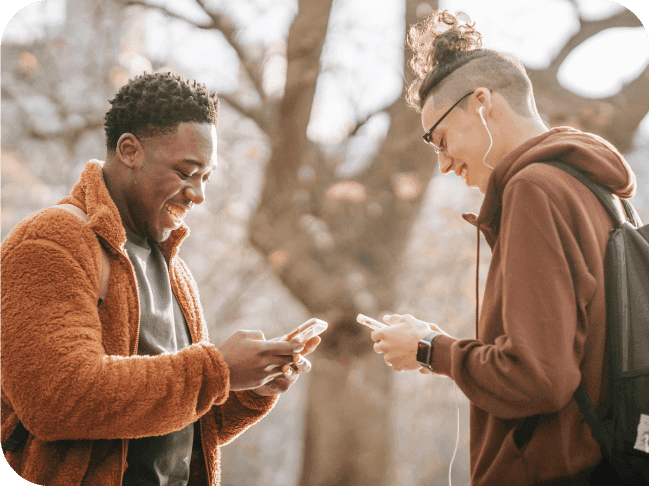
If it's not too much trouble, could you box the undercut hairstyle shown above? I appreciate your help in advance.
[406,10,537,117]
[104,72,219,151]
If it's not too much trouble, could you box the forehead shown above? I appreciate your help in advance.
[421,94,446,131]
[151,122,217,168]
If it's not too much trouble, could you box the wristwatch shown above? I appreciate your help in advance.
[417,331,441,371]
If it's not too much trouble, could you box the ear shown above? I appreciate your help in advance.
[474,87,492,117]
[115,133,144,169]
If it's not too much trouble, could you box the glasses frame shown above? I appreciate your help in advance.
[422,90,476,154]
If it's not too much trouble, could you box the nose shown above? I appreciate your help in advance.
[438,153,453,175]
[184,180,206,206]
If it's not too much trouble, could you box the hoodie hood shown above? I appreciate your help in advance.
[464,126,636,244]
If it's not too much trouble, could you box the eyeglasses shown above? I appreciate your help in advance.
[422,91,475,154]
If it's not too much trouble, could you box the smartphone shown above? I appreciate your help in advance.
[279,318,328,345]
[356,314,387,331]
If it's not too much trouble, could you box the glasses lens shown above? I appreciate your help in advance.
[426,135,440,154]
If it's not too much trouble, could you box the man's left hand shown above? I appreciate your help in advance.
[371,314,448,371]
[250,335,320,396]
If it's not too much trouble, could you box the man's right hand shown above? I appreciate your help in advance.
[217,330,303,391]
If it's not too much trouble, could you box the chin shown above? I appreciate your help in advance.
[147,224,172,243]
[153,231,172,243]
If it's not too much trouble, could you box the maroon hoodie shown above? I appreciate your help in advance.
[430,127,637,485]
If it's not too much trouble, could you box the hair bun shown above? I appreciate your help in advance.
[408,10,482,80]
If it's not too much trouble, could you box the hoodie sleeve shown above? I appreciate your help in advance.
[1,211,231,442]
[431,177,597,419]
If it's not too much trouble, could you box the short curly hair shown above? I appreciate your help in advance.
[104,72,219,151]
[406,10,535,116]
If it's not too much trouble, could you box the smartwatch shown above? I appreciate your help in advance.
[416,331,441,371]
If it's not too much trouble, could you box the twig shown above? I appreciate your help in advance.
[219,92,267,134]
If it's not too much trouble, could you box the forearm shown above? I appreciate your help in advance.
[2,234,231,441]
[216,390,278,445]
[4,337,230,441]
[431,334,581,419]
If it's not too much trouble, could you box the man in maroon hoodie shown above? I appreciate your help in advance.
[370,10,637,486]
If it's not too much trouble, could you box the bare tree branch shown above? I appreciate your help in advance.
[119,0,266,101]
[194,0,266,101]
[544,7,642,78]
[121,0,213,28]
[219,92,268,134]
[605,62,649,150]
[348,109,385,137]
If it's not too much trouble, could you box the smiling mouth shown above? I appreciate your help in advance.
[165,203,188,226]
[460,165,468,183]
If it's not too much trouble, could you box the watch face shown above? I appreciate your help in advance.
[417,340,430,365]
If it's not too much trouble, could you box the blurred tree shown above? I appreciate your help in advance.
[120,0,648,484]
[1,0,124,239]
[119,0,649,486]
[3,0,648,484]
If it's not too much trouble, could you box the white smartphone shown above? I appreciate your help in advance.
[279,318,328,345]
[356,314,387,331]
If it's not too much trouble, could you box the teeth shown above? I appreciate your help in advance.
[166,204,187,224]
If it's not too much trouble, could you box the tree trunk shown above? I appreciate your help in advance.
[249,1,439,484]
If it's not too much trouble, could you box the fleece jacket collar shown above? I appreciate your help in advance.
[64,160,190,261]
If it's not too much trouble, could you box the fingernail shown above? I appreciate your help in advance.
[284,367,293,376]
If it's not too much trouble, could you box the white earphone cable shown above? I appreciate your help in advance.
[479,106,493,169]
[448,382,460,486]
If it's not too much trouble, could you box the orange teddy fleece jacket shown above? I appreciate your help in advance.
[1,160,278,486]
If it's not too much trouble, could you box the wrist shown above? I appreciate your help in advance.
[416,331,441,371]
[248,387,272,397]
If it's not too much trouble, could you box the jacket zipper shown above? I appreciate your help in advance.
[199,418,211,483]
[167,258,211,483]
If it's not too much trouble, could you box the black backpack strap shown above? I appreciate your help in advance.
[540,161,631,227]
[513,414,541,450]
[537,161,622,459]
[1,421,30,453]
[574,384,613,460]
[620,198,642,227]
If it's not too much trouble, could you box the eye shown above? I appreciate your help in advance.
[176,170,192,180]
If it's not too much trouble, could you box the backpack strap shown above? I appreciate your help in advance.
[538,161,625,461]
[574,384,614,461]
[540,161,637,227]
[1,421,30,453]
[56,204,110,303]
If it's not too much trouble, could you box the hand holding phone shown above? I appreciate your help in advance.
[274,318,328,346]
[356,314,387,331]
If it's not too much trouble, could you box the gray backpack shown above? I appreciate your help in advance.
[543,161,649,485]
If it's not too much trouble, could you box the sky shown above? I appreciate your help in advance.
[2,0,649,144]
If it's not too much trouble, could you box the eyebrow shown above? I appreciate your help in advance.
[433,128,443,146]
[180,159,215,171]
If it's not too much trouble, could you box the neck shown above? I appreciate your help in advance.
[503,114,549,154]
[102,157,137,235]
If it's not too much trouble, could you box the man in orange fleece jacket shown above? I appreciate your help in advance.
[1,72,320,485]
[371,11,638,486]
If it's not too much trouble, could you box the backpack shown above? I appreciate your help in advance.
[542,161,649,485]
[1,204,110,454]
